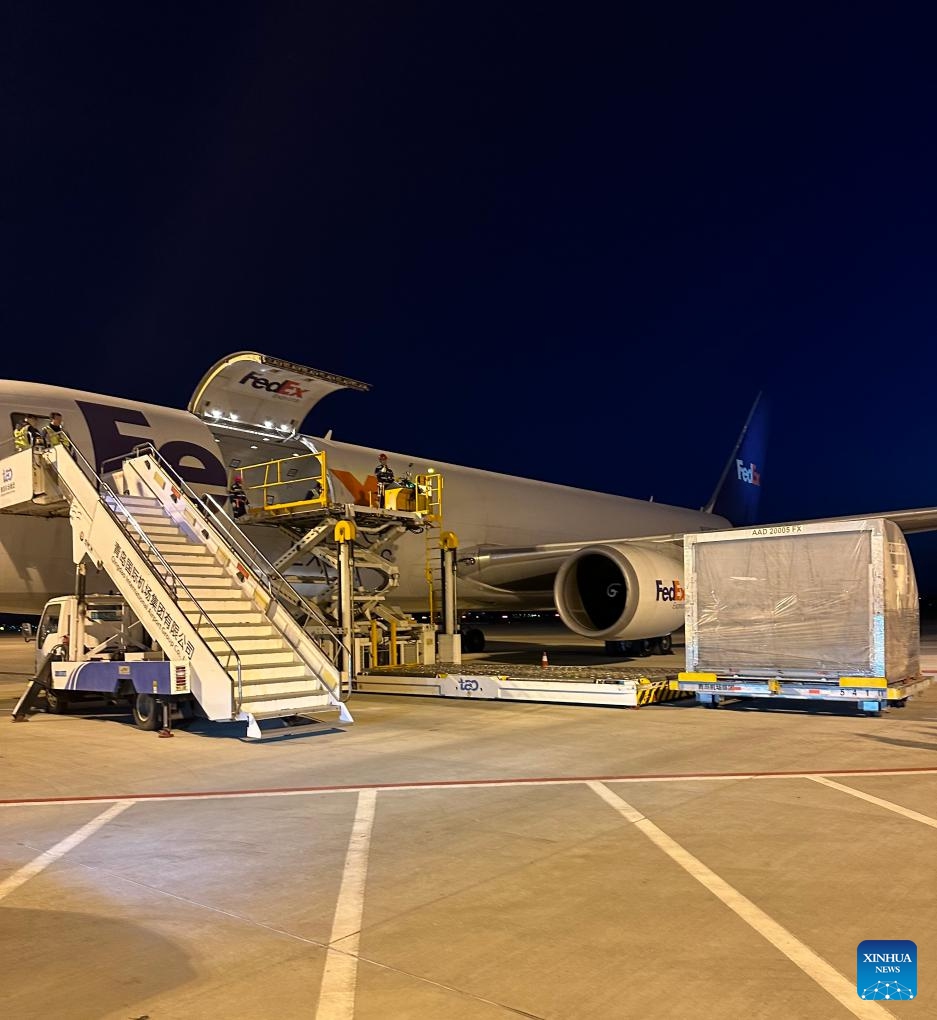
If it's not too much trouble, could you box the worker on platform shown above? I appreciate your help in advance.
[375,452,395,508]
[13,415,42,451]
[42,412,71,451]
[229,476,249,520]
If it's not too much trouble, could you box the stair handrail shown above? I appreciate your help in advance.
[198,495,353,705]
[118,442,347,643]
[45,444,244,709]
[114,443,351,702]
[199,495,342,629]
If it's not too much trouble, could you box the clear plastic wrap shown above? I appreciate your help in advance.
[686,519,919,681]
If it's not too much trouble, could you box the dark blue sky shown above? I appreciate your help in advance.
[4,4,937,580]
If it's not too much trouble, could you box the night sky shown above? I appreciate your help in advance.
[5,5,937,584]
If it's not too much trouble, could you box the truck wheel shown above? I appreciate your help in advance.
[132,693,161,731]
[44,688,69,714]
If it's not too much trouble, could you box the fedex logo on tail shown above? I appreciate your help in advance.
[656,579,685,602]
[736,459,761,486]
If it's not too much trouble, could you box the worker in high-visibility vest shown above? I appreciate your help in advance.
[375,453,395,508]
[13,416,41,451]
[42,411,72,451]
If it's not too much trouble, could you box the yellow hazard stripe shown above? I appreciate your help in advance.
[637,680,694,706]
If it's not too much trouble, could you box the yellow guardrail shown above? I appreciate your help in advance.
[239,451,328,516]
[372,471,443,519]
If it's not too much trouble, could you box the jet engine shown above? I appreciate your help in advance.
[553,543,685,641]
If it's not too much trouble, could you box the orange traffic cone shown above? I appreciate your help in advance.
[541,650,549,668]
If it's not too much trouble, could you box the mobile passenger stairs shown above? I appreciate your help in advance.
[236,453,447,673]
[2,442,353,738]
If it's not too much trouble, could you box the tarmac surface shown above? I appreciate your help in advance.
[2,624,936,1019]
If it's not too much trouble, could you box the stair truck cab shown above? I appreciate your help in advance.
[24,593,193,730]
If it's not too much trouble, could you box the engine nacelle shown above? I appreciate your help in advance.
[553,543,685,641]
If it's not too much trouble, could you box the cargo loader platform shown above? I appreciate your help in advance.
[354,662,690,708]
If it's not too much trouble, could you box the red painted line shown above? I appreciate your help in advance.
[3,765,937,807]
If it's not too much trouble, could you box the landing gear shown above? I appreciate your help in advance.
[461,628,486,653]
[604,635,672,656]
[604,639,652,656]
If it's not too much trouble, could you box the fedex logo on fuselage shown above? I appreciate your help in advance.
[656,579,685,602]
[239,370,307,399]
[736,459,761,486]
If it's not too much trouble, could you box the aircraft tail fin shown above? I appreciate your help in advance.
[704,392,768,526]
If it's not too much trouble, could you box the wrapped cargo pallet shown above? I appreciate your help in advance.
[683,518,919,683]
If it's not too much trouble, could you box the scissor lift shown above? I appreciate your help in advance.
[235,452,451,673]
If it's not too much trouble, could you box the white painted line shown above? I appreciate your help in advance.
[314,788,377,1020]
[587,782,895,1020]
[4,766,937,809]
[0,800,132,903]
[810,776,937,829]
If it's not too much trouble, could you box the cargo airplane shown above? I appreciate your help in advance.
[2,352,934,654]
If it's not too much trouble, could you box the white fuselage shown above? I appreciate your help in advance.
[0,380,727,613]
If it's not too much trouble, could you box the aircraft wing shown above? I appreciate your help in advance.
[462,502,937,588]
[766,507,937,535]
[465,532,682,567]
[458,532,687,593]
[458,502,937,637]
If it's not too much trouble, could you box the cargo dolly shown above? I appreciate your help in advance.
[677,518,928,715]
[671,672,934,714]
